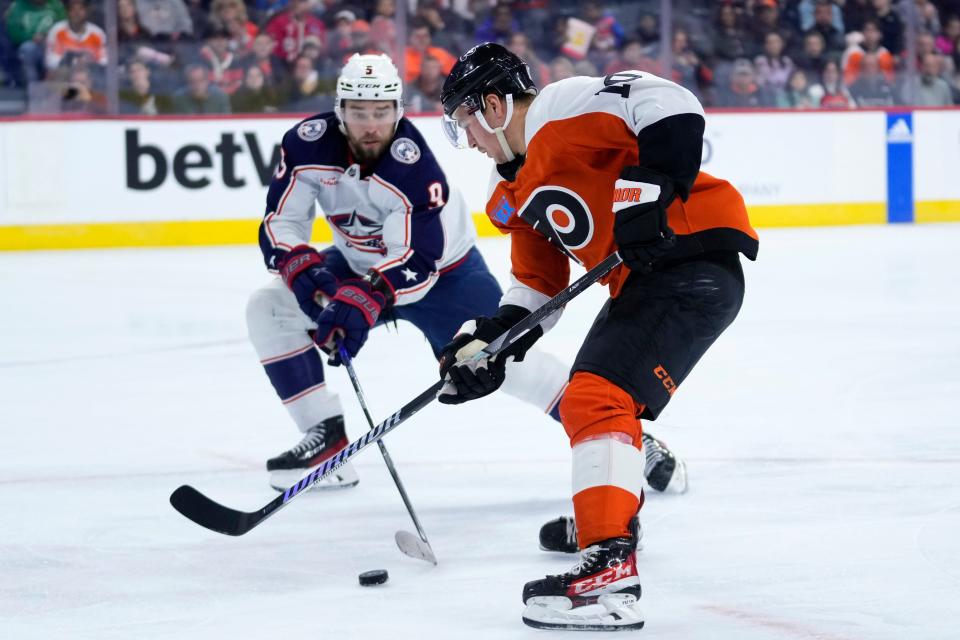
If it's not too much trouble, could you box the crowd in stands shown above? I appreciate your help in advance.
[1,0,958,115]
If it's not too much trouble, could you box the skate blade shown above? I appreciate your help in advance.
[665,458,689,494]
[395,530,437,565]
[522,594,644,631]
[270,462,359,492]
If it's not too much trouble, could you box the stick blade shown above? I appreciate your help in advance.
[395,530,438,565]
[169,485,253,536]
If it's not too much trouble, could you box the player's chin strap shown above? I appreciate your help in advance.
[474,94,516,162]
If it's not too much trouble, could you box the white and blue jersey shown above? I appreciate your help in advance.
[259,113,475,306]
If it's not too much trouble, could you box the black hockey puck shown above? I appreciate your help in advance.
[358,569,389,586]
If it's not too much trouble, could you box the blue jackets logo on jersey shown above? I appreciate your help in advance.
[297,119,327,141]
[492,195,515,224]
[390,138,421,164]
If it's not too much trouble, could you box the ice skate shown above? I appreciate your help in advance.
[522,534,644,631]
[539,514,643,554]
[266,416,358,491]
[641,432,688,493]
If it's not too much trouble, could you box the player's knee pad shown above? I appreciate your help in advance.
[560,371,643,446]
[245,283,300,345]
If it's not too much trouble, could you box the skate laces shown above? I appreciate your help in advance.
[291,425,328,455]
[570,544,602,576]
[642,433,669,472]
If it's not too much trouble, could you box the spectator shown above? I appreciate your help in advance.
[403,19,456,83]
[581,0,625,62]
[808,0,846,55]
[842,19,895,85]
[842,0,874,32]
[750,0,801,57]
[281,52,333,112]
[405,54,444,113]
[635,11,660,57]
[900,52,954,105]
[603,39,653,76]
[59,64,105,112]
[264,0,327,63]
[872,0,904,55]
[798,0,844,33]
[370,0,394,21]
[327,10,356,62]
[717,58,770,107]
[251,0,288,23]
[936,15,960,57]
[848,52,896,105]
[415,0,470,54]
[44,0,106,74]
[173,62,231,113]
[713,3,750,61]
[777,67,817,107]
[6,0,67,85]
[349,19,373,56]
[549,55,575,82]
[119,59,173,113]
[754,32,795,96]
[118,0,144,46]
[672,28,712,101]
[243,32,288,90]
[135,0,193,41]
[898,0,941,35]
[474,2,518,46]
[795,30,830,74]
[506,32,550,88]
[810,59,855,108]
[209,0,259,52]
[231,64,280,112]
[198,27,244,95]
[369,14,399,60]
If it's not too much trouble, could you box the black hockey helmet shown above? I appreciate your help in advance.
[440,43,537,118]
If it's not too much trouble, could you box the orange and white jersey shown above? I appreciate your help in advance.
[487,72,759,311]
[45,20,107,69]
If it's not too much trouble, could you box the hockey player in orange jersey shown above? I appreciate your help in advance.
[437,43,758,630]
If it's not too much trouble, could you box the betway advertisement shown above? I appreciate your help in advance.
[0,110,956,232]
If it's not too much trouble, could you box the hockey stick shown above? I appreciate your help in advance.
[338,343,438,565]
[169,251,623,536]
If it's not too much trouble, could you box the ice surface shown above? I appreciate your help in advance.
[1,226,958,639]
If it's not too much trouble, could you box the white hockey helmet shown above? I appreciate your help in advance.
[335,53,404,131]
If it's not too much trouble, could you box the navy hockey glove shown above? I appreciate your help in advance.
[277,245,338,322]
[613,166,677,273]
[313,279,386,366]
[437,305,543,405]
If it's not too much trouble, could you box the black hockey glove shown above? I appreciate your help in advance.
[613,166,677,273]
[277,245,338,322]
[437,305,543,405]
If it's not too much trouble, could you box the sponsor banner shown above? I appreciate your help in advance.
[913,111,960,223]
[0,111,957,249]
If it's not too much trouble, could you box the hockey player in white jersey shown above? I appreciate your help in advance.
[246,53,686,495]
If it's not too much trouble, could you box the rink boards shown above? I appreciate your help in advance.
[0,108,957,250]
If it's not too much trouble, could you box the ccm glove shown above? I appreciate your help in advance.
[437,305,543,405]
[613,166,677,273]
[277,245,338,322]
[313,278,386,366]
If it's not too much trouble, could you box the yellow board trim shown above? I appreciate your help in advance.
[915,200,960,223]
[0,202,956,251]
